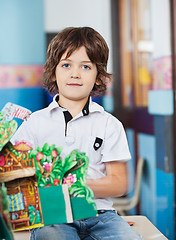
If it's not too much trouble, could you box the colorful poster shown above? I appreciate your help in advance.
[0,65,43,88]
[152,56,172,90]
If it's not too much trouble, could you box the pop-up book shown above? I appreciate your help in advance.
[0,103,97,231]
[0,183,14,240]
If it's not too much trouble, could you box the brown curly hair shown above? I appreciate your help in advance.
[43,27,112,97]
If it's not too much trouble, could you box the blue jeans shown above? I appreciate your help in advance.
[30,210,143,240]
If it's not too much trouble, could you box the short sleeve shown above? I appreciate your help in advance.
[101,115,131,162]
[11,114,38,149]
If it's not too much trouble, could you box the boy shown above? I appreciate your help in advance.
[12,27,142,239]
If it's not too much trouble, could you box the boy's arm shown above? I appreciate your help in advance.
[86,161,128,198]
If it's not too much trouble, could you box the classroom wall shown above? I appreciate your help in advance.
[138,1,174,238]
[44,0,112,72]
[0,0,46,126]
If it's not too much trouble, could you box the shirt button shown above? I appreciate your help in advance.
[95,143,100,148]
[65,136,75,144]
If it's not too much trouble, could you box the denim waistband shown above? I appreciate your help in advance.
[97,210,116,214]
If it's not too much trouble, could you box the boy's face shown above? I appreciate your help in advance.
[54,46,98,104]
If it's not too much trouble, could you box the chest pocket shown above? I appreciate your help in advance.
[93,137,103,151]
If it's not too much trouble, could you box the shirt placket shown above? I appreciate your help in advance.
[65,120,74,143]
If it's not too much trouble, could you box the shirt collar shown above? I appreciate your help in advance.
[48,94,104,115]
[48,94,64,112]
[82,96,90,116]
[89,97,104,114]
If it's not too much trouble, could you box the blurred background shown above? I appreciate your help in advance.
[0,0,175,239]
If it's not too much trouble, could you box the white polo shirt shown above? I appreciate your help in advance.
[11,95,131,210]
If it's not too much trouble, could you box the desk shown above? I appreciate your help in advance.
[122,216,168,240]
[11,217,30,230]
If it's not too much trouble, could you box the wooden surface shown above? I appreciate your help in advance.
[122,215,168,240]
